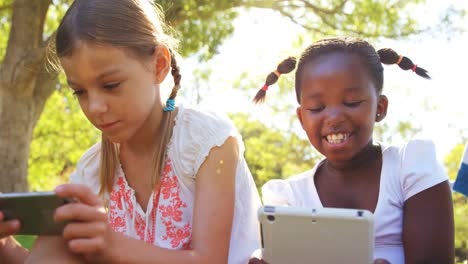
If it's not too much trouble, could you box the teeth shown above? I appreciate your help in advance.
[326,133,348,144]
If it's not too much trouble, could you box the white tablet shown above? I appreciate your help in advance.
[259,205,374,264]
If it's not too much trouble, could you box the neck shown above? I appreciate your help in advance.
[325,141,380,174]
[121,101,164,156]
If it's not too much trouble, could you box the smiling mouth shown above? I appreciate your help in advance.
[325,133,350,144]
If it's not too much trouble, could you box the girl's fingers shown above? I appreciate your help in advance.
[68,236,106,254]
[0,212,20,238]
[62,221,108,241]
[55,184,103,207]
[374,259,390,264]
[55,202,107,223]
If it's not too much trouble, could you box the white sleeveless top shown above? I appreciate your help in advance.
[70,105,261,264]
[262,139,448,264]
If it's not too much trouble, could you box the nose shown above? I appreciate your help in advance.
[87,91,108,116]
[324,106,345,129]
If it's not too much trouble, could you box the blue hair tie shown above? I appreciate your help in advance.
[163,98,175,112]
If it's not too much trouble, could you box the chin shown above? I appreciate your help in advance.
[103,133,128,144]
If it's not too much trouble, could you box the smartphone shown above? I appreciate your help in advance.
[0,192,74,235]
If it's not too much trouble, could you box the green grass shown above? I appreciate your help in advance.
[15,235,37,250]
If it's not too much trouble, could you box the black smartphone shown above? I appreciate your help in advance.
[0,192,74,235]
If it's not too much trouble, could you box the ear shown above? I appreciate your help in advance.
[296,106,305,128]
[375,95,388,122]
[153,45,171,84]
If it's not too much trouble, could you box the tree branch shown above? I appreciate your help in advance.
[300,0,348,15]
[1,0,51,95]
[275,8,328,35]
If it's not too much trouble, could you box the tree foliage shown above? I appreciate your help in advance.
[230,113,320,191]
[28,85,99,191]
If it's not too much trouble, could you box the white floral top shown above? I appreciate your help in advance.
[70,105,262,264]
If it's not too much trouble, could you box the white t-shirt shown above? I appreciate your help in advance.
[70,105,262,264]
[262,139,448,264]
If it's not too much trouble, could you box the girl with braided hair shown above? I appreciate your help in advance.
[0,0,261,263]
[251,37,454,264]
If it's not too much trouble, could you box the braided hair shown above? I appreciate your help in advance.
[253,37,430,104]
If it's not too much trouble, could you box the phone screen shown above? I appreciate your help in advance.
[0,192,73,235]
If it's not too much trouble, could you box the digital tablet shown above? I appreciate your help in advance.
[0,192,74,235]
[259,205,374,264]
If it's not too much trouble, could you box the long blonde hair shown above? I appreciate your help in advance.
[55,0,182,195]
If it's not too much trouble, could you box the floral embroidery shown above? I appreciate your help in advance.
[108,176,128,234]
[158,159,192,248]
[107,158,192,249]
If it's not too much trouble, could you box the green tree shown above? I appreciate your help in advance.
[0,0,459,192]
[230,113,320,191]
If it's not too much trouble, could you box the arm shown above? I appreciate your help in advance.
[402,180,454,264]
[0,212,28,263]
[29,137,238,264]
[0,236,29,264]
[25,236,84,264]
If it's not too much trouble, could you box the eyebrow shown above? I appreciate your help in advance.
[66,68,120,86]
[344,86,363,93]
[305,93,322,100]
[97,68,120,79]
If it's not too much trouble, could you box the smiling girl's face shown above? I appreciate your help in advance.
[296,52,387,163]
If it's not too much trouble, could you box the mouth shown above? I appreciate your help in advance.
[99,121,120,129]
[325,132,351,145]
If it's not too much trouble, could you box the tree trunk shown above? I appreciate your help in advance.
[0,0,54,192]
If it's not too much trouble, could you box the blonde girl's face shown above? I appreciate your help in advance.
[296,52,387,163]
[60,42,162,143]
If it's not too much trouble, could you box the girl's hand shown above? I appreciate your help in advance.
[248,257,268,264]
[0,211,20,247]
[54,184,116,262]
[248,257,390,264]
[374,259,390,264]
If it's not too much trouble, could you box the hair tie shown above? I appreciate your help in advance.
[163,98,175,112]
[261,84,269,92]
[411,64,417,72]
[273,70,281,78]
[396,55,403,65]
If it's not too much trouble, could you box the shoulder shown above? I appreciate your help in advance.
[262,170,314,206]
[170,105,242,177]
[69,142,102,194]
[381,139,441,167]
[175,106,237,135]
[386,139,448,201]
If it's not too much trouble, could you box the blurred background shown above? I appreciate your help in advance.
[0,0,467,261]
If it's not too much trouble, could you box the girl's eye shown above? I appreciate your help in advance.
[103,82,120,90]
[308,106,325,113]
[344,101,364,108]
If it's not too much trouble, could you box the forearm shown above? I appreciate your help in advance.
[110,234,223,264]
[0,236,29,264]
[25,236,84,264]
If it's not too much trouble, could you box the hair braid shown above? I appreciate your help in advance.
[151,49,181,186]
[378,48,430,79]
[253,57,297,103]
[168,49,181,99]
